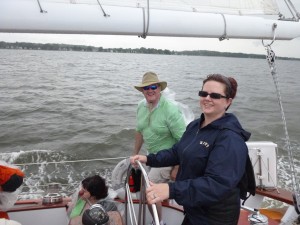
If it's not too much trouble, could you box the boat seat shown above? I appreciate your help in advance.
[107,211,124,225]
[259,209,284,222]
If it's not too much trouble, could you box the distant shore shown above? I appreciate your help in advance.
[1,41,299,61]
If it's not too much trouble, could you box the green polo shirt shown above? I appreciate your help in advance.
[136,95,186,153]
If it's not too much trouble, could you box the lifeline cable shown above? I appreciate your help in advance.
[13,156,127,166]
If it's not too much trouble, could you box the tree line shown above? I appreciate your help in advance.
[0,41,298,60]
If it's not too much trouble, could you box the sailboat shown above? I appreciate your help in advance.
[1,0,300,225]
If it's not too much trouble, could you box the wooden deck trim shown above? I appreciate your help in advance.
[256,187,294,205]
[8,198,70,213]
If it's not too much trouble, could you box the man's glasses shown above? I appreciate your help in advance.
[198,91,227,99]
[143,84,158,91]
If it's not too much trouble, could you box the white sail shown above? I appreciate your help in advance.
[0,0,299,40]
[50,0,280,15]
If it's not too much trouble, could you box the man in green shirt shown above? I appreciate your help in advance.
[133,71,186,225]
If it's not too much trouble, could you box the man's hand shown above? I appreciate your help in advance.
[130,155,147,168]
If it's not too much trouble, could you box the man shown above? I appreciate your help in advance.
[133,72,186,225]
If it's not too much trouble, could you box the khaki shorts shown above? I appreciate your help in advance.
[148,167,172,183]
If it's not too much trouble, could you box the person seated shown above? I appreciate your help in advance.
[0,161,24,219]
[0,163,24,193]
[68,175,124,225]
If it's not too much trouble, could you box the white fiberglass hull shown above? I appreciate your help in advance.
[7,199,185,225]
[0,0,300,40]
[6,191,297,225]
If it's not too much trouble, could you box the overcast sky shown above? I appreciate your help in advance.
[1,1,299,58]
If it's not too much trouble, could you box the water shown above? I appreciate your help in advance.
[0,49,299,198]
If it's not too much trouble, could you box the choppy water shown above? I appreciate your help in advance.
[0,49,299,200]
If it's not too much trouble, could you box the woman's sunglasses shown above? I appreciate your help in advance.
[143,84,158,91]
[198,91,228,99]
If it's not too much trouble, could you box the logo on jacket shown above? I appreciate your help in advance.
[199,141,209,148]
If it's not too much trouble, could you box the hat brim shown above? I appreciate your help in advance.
[134,81,167,92]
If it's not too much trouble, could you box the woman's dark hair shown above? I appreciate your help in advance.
[82,175,108,200]
[202,74,237,99]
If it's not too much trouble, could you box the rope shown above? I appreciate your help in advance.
[125,182,138,225]
[262,23,277,47]
[124,161,159,225]
[139,0,150,39]
[96,0,110,17]
[13,156,127,166]
[283,0,300,21]
[136,161,159,225]
[36,0,47,13]
[219,14,228,41]
[264,43,300,213]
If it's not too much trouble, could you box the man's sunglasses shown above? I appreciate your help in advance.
[198,91,228,99]
[143,84,158,91]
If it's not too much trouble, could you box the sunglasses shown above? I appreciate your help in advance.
[143,84,158,91]
[198,91,228,99]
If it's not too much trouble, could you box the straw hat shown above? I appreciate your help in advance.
[134,72,167,92]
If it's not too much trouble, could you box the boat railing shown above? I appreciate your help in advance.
[14,156,128,166]
[124,160,160,225]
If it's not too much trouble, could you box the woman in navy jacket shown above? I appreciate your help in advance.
[130,74,251,225]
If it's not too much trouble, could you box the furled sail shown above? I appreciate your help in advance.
[65,0,280,15]
[0,0,299,40]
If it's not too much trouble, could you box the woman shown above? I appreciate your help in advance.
[130,74,251,225]
[68,175,123,225]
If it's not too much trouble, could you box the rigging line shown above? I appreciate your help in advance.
[36,0,47,13]
[13,156,127,166]
[125,165,138,225]
[126,183,138,225]
[125,161,159,225]
[139,179,147,225]
[135,160,159,225]
[96,0,110,17]
[282,0,297,20]
[139,0,150,39]
[219,14,228,41]
[140,8,146,38]
[284,0,300,21]
[262,23,277,47]
[20,183,78,189]
[263,43,300,210]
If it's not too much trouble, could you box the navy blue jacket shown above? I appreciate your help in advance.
[147,113,251,225]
